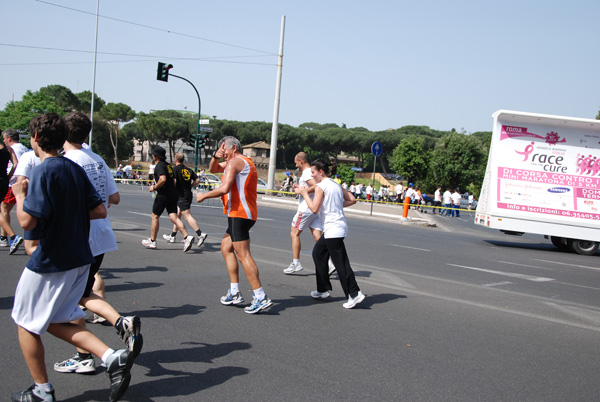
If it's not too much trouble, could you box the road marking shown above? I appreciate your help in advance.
[533,259,600,272]
[447,264,555,282]
[498,261,554,271]
[389,244,431,252]
[483,281,513,287]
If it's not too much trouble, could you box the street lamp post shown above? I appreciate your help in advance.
[169,73,202,172]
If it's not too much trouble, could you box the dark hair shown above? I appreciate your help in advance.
[33,113,67,152]
[64,112,92,144]
[3,129,19,142]
[311,159,337,177]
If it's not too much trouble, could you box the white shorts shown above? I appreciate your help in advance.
[291,209,322,232]
[12,265,90,335]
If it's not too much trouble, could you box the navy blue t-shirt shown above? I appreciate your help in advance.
[23,156,102,273]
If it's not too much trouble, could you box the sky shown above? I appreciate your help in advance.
[1,0,599,134]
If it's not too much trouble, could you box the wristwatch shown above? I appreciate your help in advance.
[212,152,219,159]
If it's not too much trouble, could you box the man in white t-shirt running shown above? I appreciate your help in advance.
[284,152,335,275]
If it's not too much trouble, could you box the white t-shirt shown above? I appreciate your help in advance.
[149,163,155,174]
[13,150,40,179]
[317,177,347,239]
[442,190,452,204]
[434,189,442,202]
[297,167,314,213]
[451,192,462,206]
[405,187,415,200]
[7,143,29,186]
[366,185,373,195]
[395,184,403,195]
[65,148,118,256]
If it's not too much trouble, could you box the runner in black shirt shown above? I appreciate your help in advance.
[142,146,194,251]
[162,153,207,247]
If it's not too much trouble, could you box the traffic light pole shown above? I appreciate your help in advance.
[168,73,201,172]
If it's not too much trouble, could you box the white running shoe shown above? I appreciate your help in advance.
[163,234,175,243]
[283,262,303,274]
[343,291,365,309]
[142,238,157,249]
[54,354,96,374]
[310,290,330,299]
[328,258,337,275]
[89,313,106,324]
[183,235,194,252]
[197,233,208,247]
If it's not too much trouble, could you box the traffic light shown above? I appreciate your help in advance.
[198,133,209,149]
[157,62,173,82]
[188,134,197,147]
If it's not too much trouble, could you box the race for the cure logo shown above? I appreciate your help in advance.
[515,142,535,161]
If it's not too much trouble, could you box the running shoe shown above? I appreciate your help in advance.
[105,349,134,402]
[0,236,8,247]
[54,354,96,374]
[342,291,366,309]
[283,262,303,274]
[328,259,337,275]
[9,235,23,255]
[220,289,244,305]
[11,384,56,402]
[244,296,273,314]
[142,238,156,249]
[183,235,194,252]
[162,234,175,243]
[89,313,107,324]
[196,233,208,247]
[310,290,330,299]
[115,316,143,359]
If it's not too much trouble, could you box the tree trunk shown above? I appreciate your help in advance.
[109,123,119,167]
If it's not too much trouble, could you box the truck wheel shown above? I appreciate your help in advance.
[567,239,599,256]
[550,236,569,251]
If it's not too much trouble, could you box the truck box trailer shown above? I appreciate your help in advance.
[475,110,600,255]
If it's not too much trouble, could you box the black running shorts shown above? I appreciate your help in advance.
[152,194,178,216]
[226,217,255,242]
[177,194,193,211]
[82,253,105,298]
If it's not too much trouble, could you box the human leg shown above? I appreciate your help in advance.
[232,239,262,290]
[312,236,332,293]
[324,237,360,298]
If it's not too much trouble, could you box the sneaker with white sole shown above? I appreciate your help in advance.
[244,296,273,314]
[283,261,303,274]
[343,291,365,309]
[310,290,330,299]
[9,235,23,255]
[196,233,207,247]
[0,236,8,247]
[54,354,96,374]
[11,384,56,402]
[220,289,244,305]
[142,238,156,249]
[162,234,175,243]
[115,316,143,359]
[328,259,337,275]
[89,313,107,324]
[105,349,134,402]
[183,235,194,252]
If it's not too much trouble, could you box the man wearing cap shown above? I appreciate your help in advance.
[142,146,194,251]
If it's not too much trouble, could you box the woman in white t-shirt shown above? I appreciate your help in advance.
[296,159,365,309]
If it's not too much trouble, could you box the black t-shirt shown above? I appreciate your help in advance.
[153,160,177,199]
[174,164,198,198]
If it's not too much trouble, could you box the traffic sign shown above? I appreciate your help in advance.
[199,119,210,124]
[199,127,213,133]
[371,141,382,157]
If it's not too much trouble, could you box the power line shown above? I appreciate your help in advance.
[34,0,278,56]
[0,43,276,66]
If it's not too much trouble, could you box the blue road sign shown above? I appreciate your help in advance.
[371,141,382,157]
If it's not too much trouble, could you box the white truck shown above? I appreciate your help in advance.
[475,110,600,255]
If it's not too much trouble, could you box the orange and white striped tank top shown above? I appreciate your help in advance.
[221,155,258,221]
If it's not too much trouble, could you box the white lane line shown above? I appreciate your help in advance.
[498,261,554,271]
[447,264,555,282]
[389,244,431,252]
[483,281,513,287]
[533,259,600,272]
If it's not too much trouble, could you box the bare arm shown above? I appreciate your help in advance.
[149,174,167,192]
[12,179,37,231]
[108,192,120,207]
[6,147,17,181]
[208,142,227,173]
[342,187,356,207]
[89,203,107,220]
[197,157,243,203]
[299,185,324,214]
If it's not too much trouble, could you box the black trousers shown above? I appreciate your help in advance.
[312,236,360,298]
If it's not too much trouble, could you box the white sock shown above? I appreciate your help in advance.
[293,259,300,266]
[101,348,116,364]
[35,382,53,393]
[230,283,240,295]
[253,287,266,300]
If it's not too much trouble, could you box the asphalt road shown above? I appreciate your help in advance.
[1,183,600,401]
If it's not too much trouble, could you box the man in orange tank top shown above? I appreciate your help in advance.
[196,136,272,314]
